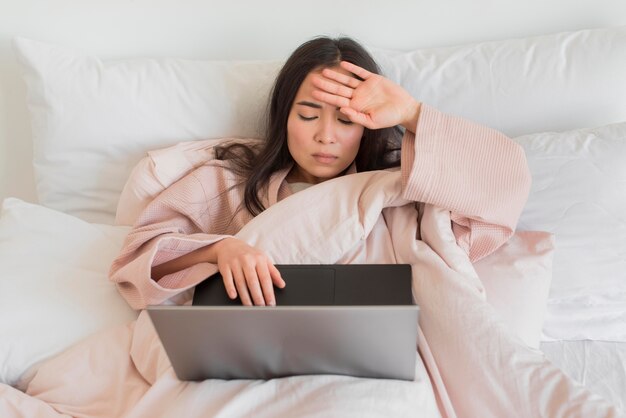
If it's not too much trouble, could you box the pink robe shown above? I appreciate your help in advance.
[109,103,531,309]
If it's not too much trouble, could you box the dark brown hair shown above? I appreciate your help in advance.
[215,36,403,216]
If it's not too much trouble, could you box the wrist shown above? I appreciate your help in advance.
[400,100,421,133]
[203,237,234,264]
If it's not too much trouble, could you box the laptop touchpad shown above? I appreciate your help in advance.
[274,267,335,306]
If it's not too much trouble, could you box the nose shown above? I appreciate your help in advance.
[314,117,336,144]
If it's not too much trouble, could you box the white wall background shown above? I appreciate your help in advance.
[1,0,626,204]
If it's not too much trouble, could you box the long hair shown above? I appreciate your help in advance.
[215,36,403,216]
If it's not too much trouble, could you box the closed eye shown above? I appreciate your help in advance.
[298,113,353,125]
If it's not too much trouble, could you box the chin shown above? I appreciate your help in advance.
[309,166,343,180]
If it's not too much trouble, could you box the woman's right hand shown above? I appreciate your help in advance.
[213,237,285,306]
[311,61,421,134]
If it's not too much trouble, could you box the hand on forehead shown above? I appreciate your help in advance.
[309,61,372,112]
[306,60,419,131]
[311,61,370,95]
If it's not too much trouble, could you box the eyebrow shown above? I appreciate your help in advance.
[296,100,321,109]
[296,101,340,110]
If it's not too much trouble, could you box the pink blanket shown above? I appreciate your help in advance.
[1,170,621,417]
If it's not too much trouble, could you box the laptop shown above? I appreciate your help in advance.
[147,264,418,381]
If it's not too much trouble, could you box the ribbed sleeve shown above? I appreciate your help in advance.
[109,164,251,309]
[401,104,531,262]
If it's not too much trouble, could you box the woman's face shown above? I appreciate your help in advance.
[286,66,364,184]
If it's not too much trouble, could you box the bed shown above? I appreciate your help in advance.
[1,5,625,417]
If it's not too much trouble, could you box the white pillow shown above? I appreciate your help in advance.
[372,26,626,138]
[0,198,138,386]
[512,122,626,341]
[13,37,282,224]
[13,26,626,224]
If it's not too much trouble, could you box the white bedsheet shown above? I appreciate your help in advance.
[541,340,626,412]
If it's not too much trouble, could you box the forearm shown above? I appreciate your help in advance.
[151,238,228,282]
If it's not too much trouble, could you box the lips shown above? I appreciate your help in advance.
[312,153,338,164]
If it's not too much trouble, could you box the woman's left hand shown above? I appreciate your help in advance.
[311,60,421,132]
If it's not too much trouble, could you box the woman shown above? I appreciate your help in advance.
[109,36,530,309]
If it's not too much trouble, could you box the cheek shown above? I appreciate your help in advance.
[344,127,365,153]
[286,116,299,153]
[287,115,308,146]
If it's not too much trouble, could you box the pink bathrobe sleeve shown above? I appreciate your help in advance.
[109,162,248,309]
[401,103,531,262]
[109,104,531,309]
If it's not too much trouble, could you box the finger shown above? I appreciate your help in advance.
[321,68,360,89]
[311,75,353,99]
[243,263,266,306]
[340,107,375,129]
[340,61,373,80]
[256,263,276,306]
[311,89,351,109]
[220,267,238,299]
[232,267,253,306]
[269,263,286,288]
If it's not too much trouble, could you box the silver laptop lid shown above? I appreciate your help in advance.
[147,305,419,381]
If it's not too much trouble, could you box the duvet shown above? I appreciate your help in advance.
[0,169,621,418]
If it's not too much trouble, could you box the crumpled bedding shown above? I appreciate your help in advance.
[0,170,622,418]
[541,340,626,413]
